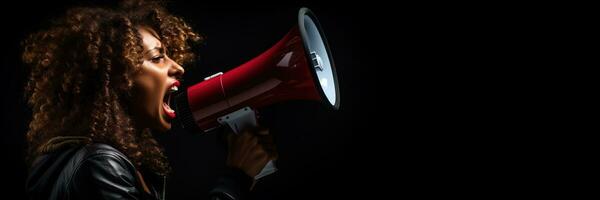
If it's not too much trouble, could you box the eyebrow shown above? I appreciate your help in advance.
[147,28,161,40]
[144,46,164,56]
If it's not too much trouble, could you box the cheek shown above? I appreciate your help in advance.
[131,78,157,118]
[131,67,166,115]
[134,78,156,101]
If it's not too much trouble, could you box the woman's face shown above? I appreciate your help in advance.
[130,27,184,132]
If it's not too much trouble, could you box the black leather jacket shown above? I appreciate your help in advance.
[26,139,252,200]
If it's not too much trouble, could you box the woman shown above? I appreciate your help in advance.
[22,0,275,199]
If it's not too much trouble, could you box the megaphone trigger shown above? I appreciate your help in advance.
[217,107,258,134]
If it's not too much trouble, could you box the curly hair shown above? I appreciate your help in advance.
[22,0,202,175]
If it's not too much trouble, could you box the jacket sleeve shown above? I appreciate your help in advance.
[208,168,254,200]
[71,153,152,200]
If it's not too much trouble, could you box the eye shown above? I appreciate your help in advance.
[151,55,165,63]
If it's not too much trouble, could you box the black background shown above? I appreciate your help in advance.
[1,1,373,199]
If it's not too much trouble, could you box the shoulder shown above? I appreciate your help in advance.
[68,143,143,199]
[77,143,136,174]
[82,143,131,161]
[81,143,130,160]
[73,142,136,179]
[72,143,137,177]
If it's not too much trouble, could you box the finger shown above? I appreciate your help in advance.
[249,145,267,159]
[269,151,279,161]
[239,136,258,152]
[258,135,276,150]
[265,149,279,160]
[257,141,277,161]
[255,128,269,136]
[265,145,278,161]
[234,131,250,145]
[248,135,259,147]
[252,150,269,164]
[258,152,270,167]
[240,129,251,137]
[257,134,274,145]
[259,143,276,157]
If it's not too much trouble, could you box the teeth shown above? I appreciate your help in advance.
[169,86,178,92]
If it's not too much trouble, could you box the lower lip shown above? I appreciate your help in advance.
[163,102,176,119]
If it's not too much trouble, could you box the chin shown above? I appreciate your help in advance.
[161,121,172,131]
[154,111,172,132]
[153,120,171,133]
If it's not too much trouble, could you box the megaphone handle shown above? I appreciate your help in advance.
[217,107,278,180]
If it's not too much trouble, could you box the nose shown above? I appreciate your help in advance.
[168,57,185,78]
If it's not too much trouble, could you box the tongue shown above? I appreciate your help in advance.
[163,102,176,119]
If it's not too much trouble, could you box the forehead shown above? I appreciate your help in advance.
[138,28,162,50]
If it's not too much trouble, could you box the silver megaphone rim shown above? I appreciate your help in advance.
[298,7,341,110]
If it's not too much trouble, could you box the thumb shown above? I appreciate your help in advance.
[255,127,269,136]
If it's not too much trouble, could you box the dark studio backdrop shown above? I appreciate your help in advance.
[0,0,372,199]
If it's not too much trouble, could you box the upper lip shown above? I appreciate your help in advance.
[167,80,181,93]
[164,80,181,104]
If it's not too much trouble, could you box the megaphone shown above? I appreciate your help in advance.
[173,7,340,179]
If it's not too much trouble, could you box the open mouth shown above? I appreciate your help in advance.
[162,81,180,120]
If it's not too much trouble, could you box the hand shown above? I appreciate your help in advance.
[225,127,278,177]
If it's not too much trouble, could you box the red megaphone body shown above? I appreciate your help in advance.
[174,7,340,133]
